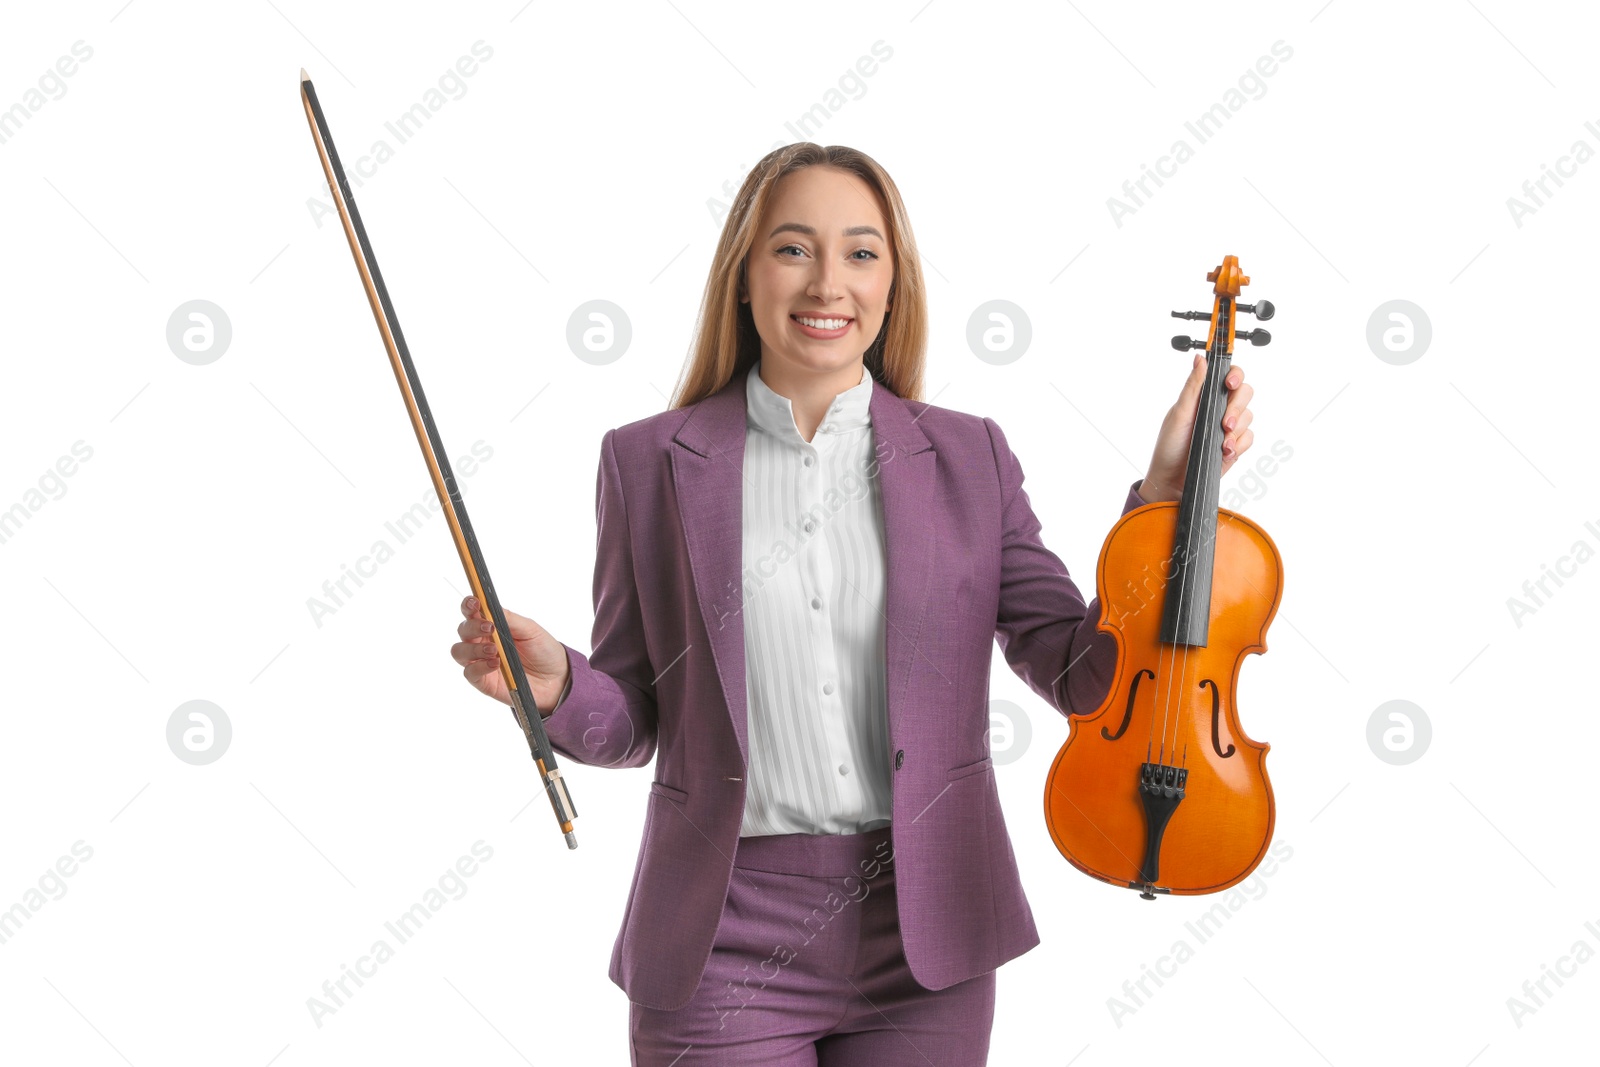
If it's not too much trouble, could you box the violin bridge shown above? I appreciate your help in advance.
[1134,762,1188,899]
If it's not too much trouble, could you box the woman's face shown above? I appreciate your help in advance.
[741,165,894,380]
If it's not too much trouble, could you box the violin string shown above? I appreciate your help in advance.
[1152,331,1205,768]
[1151,338,1202,767]
[1171,349,1220,769]
[1173,301,1229,769]
[1155,294,1229,771]
[1155,359,1202,769]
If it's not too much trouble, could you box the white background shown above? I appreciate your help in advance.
[1,1,1594,1064]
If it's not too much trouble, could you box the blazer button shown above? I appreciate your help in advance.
[894,749,904,770]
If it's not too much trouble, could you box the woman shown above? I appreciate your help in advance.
[450,143,1255,1065]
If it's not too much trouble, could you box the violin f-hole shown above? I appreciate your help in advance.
[1103,668,1154,741]
[1200,678,1235,758]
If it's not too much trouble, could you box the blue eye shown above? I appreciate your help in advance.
[776,244,880,260]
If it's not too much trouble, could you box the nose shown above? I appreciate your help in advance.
[805,255,846,304]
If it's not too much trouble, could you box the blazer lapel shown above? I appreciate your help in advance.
[671,368,936,769]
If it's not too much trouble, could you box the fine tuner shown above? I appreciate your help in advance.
[1171,298,1273,351]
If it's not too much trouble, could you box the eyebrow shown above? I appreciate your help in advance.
[767,222,886,241]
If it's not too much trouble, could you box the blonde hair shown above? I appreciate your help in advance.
[668,143,929,409]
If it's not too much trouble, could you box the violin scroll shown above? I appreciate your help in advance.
[1170,254,1275,355]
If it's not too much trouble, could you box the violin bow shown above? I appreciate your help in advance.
[298,69,578,849]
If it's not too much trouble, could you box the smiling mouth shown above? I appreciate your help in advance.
[790,314,854,330]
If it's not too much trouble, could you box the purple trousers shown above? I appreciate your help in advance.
[628,826,997,1065]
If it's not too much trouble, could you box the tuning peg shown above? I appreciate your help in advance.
[1170,310,1210,321]
[1235,328,1271,346]
[1239,299,1274,320]
[1171,335,1207,351]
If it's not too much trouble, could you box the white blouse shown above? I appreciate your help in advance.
[544,359,897,835]
[737,359,891,837]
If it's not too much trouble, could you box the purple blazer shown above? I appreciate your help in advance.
[543,367,1147,1011]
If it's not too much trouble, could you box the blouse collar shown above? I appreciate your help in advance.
[745,358,873,444]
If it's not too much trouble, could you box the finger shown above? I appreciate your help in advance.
[463,597,538,638]
[458,616,496,641]
[1226,364,1246,390]
[462,660,499,686]
[1173,353,1206,409]
[498,608,540,638]
[450,638,500,666]
[1221,383,1254,427]
[1223,407,1254,438]
[1224,426,1256,459]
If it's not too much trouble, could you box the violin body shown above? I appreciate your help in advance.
[1044,501,1280,895]
[1044,254,1281,898]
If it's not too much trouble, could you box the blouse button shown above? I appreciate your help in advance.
[803,455,814,466]
[838,763,849,776]
[822,681,834,695]
[810,596,822,610]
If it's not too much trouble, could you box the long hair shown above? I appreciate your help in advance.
[668,143,929,409]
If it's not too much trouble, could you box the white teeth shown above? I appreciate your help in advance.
[794,316,850,330]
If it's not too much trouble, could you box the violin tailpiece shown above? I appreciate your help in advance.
[1135,762,1188,899]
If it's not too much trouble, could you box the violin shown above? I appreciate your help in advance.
[1044,255,1281,899]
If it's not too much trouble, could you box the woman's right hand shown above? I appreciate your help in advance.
[452,596,570,716]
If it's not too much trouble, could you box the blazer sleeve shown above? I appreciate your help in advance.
[537,427,659,768]
[983,416,1148,719]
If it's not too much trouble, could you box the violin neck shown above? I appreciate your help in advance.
[1158,297,1233,648]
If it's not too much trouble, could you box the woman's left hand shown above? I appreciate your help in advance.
[1138,353,1255,503]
